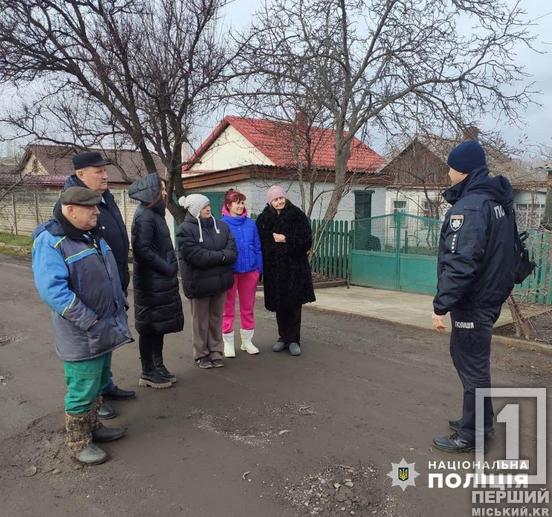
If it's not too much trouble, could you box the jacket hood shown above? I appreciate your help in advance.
[128,173,161,205]
[184,211,220,242]
[443,166,514,213]
[221,204,249,218]
[32,219,64,240]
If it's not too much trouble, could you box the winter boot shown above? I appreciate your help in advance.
[90,397,126,443]
[97,401,117,420]
[152,339,176,383]
[240,329,259,355]
[138,340,172,389]
[223,331,236,358]
[65,412,108,465]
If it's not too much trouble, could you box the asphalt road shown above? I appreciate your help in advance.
[0,255,550,517]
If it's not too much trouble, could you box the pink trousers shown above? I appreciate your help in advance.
[222,271,259,334]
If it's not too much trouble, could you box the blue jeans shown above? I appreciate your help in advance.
[100,372,116,394]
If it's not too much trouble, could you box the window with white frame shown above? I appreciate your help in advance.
[393,200,407,213]
[515,203,545,230]
[391,200,407,227]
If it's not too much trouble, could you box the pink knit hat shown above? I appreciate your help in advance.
[266,185,286,204]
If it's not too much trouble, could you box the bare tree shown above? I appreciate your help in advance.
[0,0,242,220]
[236,0,535,221]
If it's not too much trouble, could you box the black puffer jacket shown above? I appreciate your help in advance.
[176,213,236,299]
[433,166,516,315]
[129,174,184,335]
[256,200,316,312]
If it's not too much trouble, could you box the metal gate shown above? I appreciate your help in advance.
[350,213,441,295]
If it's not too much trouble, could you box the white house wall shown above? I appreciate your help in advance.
[188,179,386,221]
[385,188,448,219]
[188,126,274,172]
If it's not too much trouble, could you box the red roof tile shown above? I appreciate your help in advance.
[185,116,383,173]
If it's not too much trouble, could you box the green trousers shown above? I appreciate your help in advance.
[63,353,112,415]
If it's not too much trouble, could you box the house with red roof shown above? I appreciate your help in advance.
[182,115,389,220]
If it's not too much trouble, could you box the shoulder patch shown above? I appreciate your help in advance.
[450,214,464,231]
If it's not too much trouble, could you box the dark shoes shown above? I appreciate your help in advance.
[196,357,214,369]
[433,433,475,453]
[449,418,495,438]
[102,386,136,400]
[98,402,117,420]
[138,370,173,389]
[272,338,287,352]
[211,359,225,368]
[156,365,177,383]
[92,424,126,443]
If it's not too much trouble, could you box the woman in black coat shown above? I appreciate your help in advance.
[129,173,184,388]
[176,194,236,369]
[255,185,315,357]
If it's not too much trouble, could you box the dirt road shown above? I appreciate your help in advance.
[0,255,550,517]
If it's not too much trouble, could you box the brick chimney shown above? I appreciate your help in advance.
[295,110,308,131]
[463,125,480,141]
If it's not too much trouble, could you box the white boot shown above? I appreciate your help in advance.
[240,329,260,355]
[223,332,236,358]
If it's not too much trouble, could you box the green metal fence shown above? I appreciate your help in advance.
[310,219,351,280]
[516,230,552,304]
[349,212,552,304]
[350,213,441,294]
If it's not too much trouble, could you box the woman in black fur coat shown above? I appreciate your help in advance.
[256,185,315,356]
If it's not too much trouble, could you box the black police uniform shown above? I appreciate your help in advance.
[434,165,516,444]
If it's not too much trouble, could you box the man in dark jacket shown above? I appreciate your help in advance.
[432,140,516,452]
[58,152,135,408]
[32,187,133,465]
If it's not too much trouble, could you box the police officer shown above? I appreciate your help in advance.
[431,140,516,452]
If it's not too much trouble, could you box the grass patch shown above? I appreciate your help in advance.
[0,232,33,246]
[0,232,32,256]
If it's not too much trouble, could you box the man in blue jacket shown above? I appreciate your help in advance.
[432,140,516,452]
[32,187,133,464]
[59,152,135,412]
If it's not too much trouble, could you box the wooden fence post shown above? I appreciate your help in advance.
[12,192,18,235]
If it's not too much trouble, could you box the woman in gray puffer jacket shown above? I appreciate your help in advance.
[176,194,236,369]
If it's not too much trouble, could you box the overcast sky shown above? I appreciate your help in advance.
[214,0,552,158]
[1,1,549,160]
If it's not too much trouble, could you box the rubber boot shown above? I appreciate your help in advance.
[65,412,108,465]
[240,329,259,355]
[151,337,176,383]
[223,331,236,358]
[138,339,172,389]
[91,396,126,442]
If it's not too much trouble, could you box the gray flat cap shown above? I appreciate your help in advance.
[60,187,102,206]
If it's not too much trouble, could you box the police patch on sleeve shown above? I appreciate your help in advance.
[450,214,464,231]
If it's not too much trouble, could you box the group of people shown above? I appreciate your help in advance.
[31,152,315,465]
[32,138,519,465]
